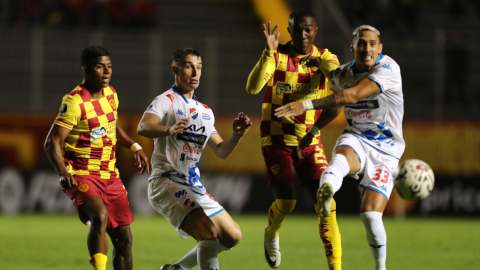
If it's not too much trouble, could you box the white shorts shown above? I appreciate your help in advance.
[334,133,399,201]
[148,177,224,239]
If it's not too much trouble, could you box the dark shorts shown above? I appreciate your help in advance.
[262,144,328,187]
[65,175,134,230]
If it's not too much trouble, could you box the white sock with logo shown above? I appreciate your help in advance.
[320,154,350,193]
[178,240,230,270]
[361,211,387,270]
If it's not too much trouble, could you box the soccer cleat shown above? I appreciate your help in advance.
[316,182,334,217]
[160,263,183,270]
[264,232,281,268]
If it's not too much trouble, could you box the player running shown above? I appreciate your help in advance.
[44,46,150,270]
[137,48,252,270]
[275,25,405,270]
[246,9,342,270]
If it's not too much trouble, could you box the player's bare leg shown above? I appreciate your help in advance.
[164,210,240,270]
[360,190,388,270]
[107,225,133,270]
[79,196,109,270]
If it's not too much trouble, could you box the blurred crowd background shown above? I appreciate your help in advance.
[0,0,479,217]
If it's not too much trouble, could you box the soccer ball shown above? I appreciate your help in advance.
[393,159,435,201]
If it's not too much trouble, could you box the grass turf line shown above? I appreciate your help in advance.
[0,214,478,269]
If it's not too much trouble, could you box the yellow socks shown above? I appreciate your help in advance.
[265,199,296,238]
[89,253,108,270]
[319,198,342,270]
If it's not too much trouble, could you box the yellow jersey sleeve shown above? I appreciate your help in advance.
[53,94,81,130]
[318,49,340,80]
[246,49,277,95]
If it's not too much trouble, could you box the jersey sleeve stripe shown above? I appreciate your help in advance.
[53,120,73,130]
[367,77,384,93]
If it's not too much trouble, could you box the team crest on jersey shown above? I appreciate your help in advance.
[78,184,89,192]
[271,164,280,175]
[92,126,107,141]
[109,99,117,110]
[190,108,198,119]
[60,103,68,115]
[183,198,196,207]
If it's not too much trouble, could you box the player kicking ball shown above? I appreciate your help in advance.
[137,48,252,270]
[275,25,405,270]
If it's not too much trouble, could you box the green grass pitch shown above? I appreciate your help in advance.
[0,214,478,269]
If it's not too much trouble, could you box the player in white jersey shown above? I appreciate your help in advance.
[137,48,252,270]
[274,25,404,270]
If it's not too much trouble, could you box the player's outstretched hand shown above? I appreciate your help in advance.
[300,56,322,68]
[59,173,77,189]
[232,112,252,138]
[297,133,314,159]
[274,101,305,118]
[134,149,151,175]
[169,117,190,135]
[263,21,280,51]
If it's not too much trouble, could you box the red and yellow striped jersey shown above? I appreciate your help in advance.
[246,43,340,147]
[53,85,120,180]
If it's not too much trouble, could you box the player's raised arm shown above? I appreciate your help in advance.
[207,112,252,159]
[275,77,381,118]
[137,113,190,138]
[246,21,279,95]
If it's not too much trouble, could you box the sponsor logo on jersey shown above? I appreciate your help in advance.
[345,100,379,110]
[382,64,392,71]
[184,124,205,133]
[60,103,68,115]
[177,109,185,116]
[183,198,196,207]
[174,190,187,198]
[271,164,280,175]
[78,184,89,192]
[202,112,211,120]
[177,132,207,145]
[183,143,200,154]
[92,126,107,141]
[190,108,198,119]
[347,110,373,119]
[275,82,318,96]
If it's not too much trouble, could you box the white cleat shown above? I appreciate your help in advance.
[160,264,183,270]
[316,182,334,218]
[264,232,281,268]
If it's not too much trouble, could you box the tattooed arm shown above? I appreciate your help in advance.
[274,78,381,117]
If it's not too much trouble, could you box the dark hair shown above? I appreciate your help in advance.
[288,9,316,25]
[81,46,110,67]
[171,47,201,64]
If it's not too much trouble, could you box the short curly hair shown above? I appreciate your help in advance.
[171,47,201,64]
[81,46,110,67]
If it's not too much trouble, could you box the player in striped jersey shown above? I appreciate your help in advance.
[45,46,150,270]
[246,10,342,270]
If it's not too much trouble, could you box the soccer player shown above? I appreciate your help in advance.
[246,9,343,270]
[137,47,252,270]
[275,25,405,270]
[44,46,150,270]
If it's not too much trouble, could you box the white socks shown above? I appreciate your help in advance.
[320,154,350,193]
[178,240,230,270]
[361,211,387,270]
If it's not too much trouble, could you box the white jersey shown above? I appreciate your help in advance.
[330,54,405,159]
[144,85,217,194]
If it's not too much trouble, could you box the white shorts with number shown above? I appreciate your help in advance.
[334,133,400,201]
[148,176,224,239]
